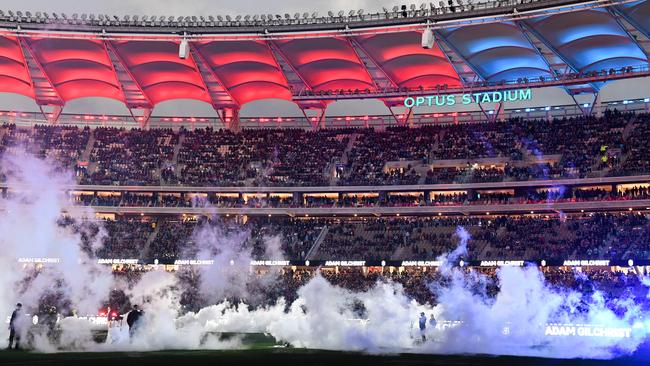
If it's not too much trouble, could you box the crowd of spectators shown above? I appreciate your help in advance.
[0,110,648,187]
[312,213,650,261]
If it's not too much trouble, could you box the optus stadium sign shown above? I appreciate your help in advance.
[404,89,532,108]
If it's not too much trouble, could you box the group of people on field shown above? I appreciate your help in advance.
[6,302,144,350]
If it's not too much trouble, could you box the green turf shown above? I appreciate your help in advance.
[0,348,648,366]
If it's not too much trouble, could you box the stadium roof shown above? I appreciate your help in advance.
[0,0,648,122]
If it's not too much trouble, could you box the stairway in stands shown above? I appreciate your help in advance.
[329,133,358,185]
[79,132,96,182]
[305,225,329,260]
[140,222,161,261]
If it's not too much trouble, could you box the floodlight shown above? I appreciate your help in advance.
[349,10,355,16]
[328,11,334,17]
[294,12,300,19]
[244,15,250,21]
[302,12,309,18]
[338,10,344,17]
[226,15,231,21]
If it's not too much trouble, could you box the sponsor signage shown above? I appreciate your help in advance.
[18,257,60,264]
[404,89,532,108]
[98,259,139,265]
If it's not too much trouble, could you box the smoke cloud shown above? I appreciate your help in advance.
[0,153,647,359]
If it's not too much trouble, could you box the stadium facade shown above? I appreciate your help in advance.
[0,0,647,128]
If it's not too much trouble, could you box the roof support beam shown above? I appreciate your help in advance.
[606,7,650,60]
[345,37,381,91]
[189,42,239,109]
[105,40,153,122]
[515,21,577,96]
[100,40,129,106]
[18,37,65,107]
[512,20,600,91]
[267,40,313,91]
[349,37,399,89]
[434,30,486,82]
[610,5,650,42]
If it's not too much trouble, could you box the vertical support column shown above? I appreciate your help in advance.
[494,102,504,122]
[38,105,62,123]
[302,108,326,130]
[219,108,240,132]
[592,92,602,118]
[405,107,414,128]
[129,108,152,128]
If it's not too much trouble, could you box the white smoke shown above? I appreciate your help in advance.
[0,152,114,350]
[0,153,647,359]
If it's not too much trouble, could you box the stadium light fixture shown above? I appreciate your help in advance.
[328,11,334,17]
[217,15,223,21]
[302,12,309,19]
[421,27,435,49]
[244,15,250,21]
[225,15,232,21]
[311,12,318,18]
[338,10,345,17]
[179,34,189,59]
[253,14,258,21]
[349,10,355,17]
[294,12,300,19]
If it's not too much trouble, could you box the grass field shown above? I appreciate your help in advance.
[3,331,649,366]
[1,347,650,366]
[0,347,650,366]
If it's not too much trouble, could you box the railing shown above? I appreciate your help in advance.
[0,0,590,31]
[0,95,648,131]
